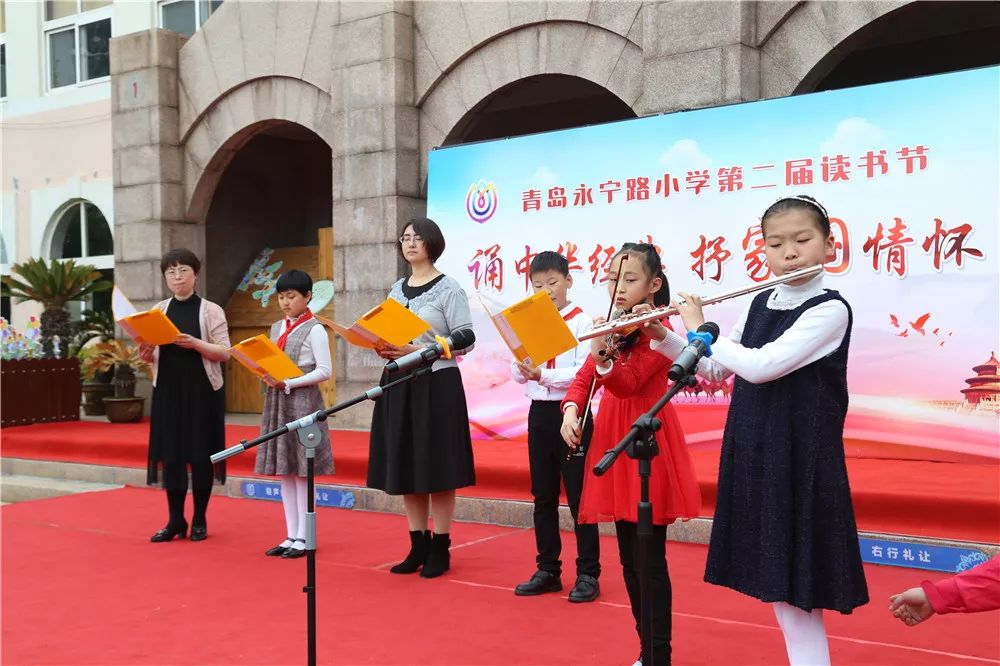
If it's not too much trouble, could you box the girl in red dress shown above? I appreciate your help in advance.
[561,242,700,666]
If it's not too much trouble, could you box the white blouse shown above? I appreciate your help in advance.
[283,323,333,390]
[650,272,849,385]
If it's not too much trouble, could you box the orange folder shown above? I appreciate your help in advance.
[229,335,304,383]
[480,291,578,367]
[316,298,431,349]
[117,309,181,346]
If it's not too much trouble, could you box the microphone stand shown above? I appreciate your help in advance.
[593,371,697,666]
[211,364,433,666]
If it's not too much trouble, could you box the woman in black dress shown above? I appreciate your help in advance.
[368,218,475,578]
[141,248,231,542]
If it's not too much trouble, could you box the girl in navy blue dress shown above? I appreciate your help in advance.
[643,196,869,665]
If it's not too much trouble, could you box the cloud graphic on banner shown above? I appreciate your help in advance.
[820,117,887,156]
[659,139,713,171]
[527,166,560,187]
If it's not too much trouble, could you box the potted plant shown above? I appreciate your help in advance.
[72,310,117,416]
[0,257,112,358]
[81,339,152,423]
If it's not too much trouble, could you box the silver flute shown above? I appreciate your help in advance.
[578,265,824,342]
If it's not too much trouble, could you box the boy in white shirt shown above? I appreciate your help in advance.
[512,252,601,603]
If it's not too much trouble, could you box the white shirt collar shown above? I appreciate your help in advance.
[767,270,826,311]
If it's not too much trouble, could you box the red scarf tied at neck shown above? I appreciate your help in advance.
[276,310,314,351]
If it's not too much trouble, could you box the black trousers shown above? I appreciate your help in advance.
[615,520,672,665]
[527,401,600,578]
[162,459,214,528]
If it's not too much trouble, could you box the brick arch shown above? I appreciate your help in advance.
[182,77,333,223]
[417,21,642,184]
[758,1,913,98]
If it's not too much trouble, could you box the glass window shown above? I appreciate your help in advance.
[46,0,77,21]
[50,201,113,261]
[1,44,6,99]
[1,0,6,34]
[80,0,112,11]
[48,27,77,88]
[199,0,222,25]
[84,203,113,256]
[161,0,196,37]
[80,18,109,81]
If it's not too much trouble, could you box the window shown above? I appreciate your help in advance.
[159,0,222,38]
[50,201,114,265]
[44,0,111,90]
[48,201,114,318]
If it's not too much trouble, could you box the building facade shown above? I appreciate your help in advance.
[4,0,998,423]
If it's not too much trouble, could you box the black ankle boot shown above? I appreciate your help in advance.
[390,530,430,574]
[420,533,451,578]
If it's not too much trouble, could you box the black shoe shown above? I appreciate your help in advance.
[190,525,207,541]
[265,543,291,557]
[420,533,451,578]
[390,530,430,574]
[514,570,562,596]
[150,522,187,542]
[568,574,600,602]
[282,539,307,558]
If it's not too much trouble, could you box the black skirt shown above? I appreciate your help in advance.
[367,366,476,495]
[146,296,226,487]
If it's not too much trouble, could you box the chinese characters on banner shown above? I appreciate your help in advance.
[520,146,931,214]
[468,216,985,294]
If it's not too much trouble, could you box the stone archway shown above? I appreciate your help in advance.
[417,21,643,187]
[757,1,914,98]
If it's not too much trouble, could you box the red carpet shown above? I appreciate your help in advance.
[2,420,998,543]
[2,488,998,665]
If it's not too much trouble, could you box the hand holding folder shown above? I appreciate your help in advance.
[317,298,431,350]
[480,291,578,367]
[113,287,182,346]
[229,335,303,384]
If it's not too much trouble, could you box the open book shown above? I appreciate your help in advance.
[480,291,579,367]
[317,298,431,349]
[112,286,181,346]
[229,334,304,384]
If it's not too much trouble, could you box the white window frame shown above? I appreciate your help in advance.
[47,200,114,271]
[43,1,112,93]
[157,0,221,36]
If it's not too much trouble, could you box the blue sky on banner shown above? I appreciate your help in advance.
[427,66,999,406]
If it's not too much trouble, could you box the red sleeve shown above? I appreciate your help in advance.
[561,355,597,412]
[921,557,1000,614]
[598,339,672,398]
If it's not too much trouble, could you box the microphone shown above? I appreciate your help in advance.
[668,322,719,381]
[385,328,476,373]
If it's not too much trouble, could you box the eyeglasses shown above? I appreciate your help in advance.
[398,235,424,245]
[165,266,193,278]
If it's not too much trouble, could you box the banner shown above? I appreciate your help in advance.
[427,67,1000,463]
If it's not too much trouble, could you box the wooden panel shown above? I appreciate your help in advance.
[223,229,336,412]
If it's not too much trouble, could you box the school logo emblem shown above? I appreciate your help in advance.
[466,180,498,224]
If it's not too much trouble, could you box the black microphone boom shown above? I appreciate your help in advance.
[668,322,719,381]
[385,328,476,373]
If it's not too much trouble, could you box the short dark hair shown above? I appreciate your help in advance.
[761,195,831,235]
[399,218,446,263]
[275,269,313,297]
[160,248,201,274]
[529,251,570,277]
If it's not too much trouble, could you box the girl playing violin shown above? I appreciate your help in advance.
[561,242,700,666]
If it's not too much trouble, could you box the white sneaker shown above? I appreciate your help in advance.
[630,659,642,666]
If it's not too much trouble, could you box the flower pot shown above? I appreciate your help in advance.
[81,382,114,415]
[112,364,137,398]
[102,396,145,423]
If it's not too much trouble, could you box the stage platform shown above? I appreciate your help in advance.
[2,418,997,546]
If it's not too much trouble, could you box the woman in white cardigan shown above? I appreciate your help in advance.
[140,248,230,543]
